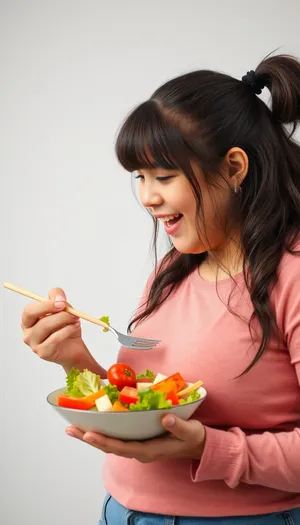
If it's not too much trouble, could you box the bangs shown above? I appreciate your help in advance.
[115,100,191,173]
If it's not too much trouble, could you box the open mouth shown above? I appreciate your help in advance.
[159,213,183,227]
[166,214,182,227]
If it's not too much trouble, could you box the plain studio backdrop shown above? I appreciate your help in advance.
[0,1,299,524]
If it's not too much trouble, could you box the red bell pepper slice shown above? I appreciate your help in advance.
[165,390,179,406]
[57,389,105,410]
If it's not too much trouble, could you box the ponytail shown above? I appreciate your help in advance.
[256,54,300,129]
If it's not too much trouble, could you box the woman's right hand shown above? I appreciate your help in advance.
[21,287,88,369]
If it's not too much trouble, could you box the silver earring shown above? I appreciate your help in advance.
[234,183,241,194]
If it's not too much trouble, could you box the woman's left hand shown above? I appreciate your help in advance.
[66,415,206,463]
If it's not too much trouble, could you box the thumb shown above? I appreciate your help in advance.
[48,288,75,310]
[162,415,202,442]
[48,287,67,302]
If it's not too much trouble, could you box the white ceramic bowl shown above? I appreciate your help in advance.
[47,382,207,441]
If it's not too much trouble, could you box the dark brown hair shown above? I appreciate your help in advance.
[116,54,300,374]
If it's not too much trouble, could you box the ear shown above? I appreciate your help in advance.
[223,147,249,190]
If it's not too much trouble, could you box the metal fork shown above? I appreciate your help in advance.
[3,282,161,350]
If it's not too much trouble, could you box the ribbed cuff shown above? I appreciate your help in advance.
[190,426,242,483]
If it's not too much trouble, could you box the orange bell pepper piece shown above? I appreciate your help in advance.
[112,400,129,411]
[151,381,177,393]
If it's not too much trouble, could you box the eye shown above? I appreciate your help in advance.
[133,174,175,182]
[156,176,174,182]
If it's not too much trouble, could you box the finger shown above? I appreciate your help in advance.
[82,433,133,455]
[162,416,203,442]
[81,432,178,461]
[25,311,79,347]
[83,432,119,450]
[48,287,67,301]
[83,433,154,459]
[83,432,140,451]
[66,427,84,439]
[48,288,73,309]
[34,322,81,361]
[22,299,67,329]
[67,431,111,453]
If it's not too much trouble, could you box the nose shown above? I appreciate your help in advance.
[139,181,163,209]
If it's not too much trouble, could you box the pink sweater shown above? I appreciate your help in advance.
[103,249,300,517]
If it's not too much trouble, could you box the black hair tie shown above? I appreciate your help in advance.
[241,70,266,95]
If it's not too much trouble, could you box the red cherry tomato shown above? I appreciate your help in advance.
[107,363,136,390]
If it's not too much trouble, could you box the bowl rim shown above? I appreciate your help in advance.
[47,386,207,414]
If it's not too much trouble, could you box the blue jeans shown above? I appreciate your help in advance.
[99,494,300,525]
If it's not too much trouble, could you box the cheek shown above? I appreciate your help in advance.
[186,190,231,250]
[178,186,197,215]
[200,187,230,228]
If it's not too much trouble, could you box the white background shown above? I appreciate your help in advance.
[1,1,299,524]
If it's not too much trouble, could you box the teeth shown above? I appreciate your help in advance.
[160,214,180,223]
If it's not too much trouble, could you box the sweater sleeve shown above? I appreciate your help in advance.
[191,425,300,491]
[191,250,300,492]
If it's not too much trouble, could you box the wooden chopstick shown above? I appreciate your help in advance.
[177,380,203,397]
[3,282,109,330]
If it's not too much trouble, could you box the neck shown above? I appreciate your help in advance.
[199,237,244,282]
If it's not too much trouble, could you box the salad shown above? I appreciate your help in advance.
[57,363,203,412]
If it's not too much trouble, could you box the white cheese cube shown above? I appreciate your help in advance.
[153,373,168,385]
[136,382,153,392]
[95,394,113,412]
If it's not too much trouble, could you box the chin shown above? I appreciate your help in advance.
[172,239,205,255]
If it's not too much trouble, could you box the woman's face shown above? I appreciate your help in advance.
[136,163,233,254]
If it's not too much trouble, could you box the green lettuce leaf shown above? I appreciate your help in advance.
[129,399,151,411]
[64,368,103,397]
[65,368,84,398]
[136,369,155,382]
[99,315,110,332]
[76,369,103,396]
[129,389,170,411]
[179,390,200,405]
[103,384,119,404]
[66,368,80,390]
